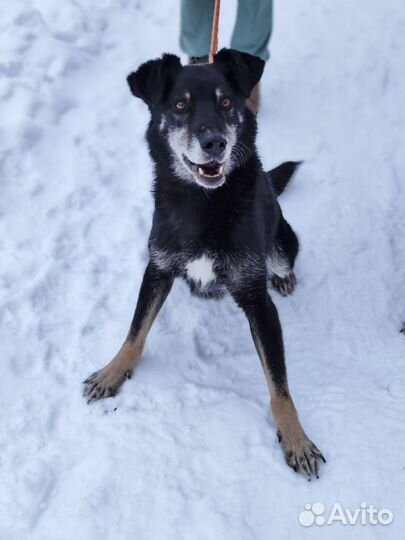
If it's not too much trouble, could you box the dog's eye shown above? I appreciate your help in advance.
[175,101,187,112]
[221,98,232,110]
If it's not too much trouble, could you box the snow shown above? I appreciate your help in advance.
[0,0,404,538]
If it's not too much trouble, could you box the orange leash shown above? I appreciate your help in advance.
[208,0,221,63]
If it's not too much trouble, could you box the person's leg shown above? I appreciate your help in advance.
[231,0,273,61]
[231,0,272,113]
[180,0,215,59]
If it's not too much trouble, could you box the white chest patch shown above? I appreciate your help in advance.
[186,255,216,286]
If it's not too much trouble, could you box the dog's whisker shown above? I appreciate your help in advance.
[232,144,248,169]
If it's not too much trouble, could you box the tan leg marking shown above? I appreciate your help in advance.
[83,297,161,403]
[255,335,325,478]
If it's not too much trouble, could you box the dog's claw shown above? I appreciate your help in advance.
[272,271,296,296]
[107,386,117,397]
[280,434,325,480]
[83,372,97,384]
[83,365,132,403]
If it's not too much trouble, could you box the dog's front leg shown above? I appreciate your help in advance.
[231,285,325,479]
[83,261,173,403]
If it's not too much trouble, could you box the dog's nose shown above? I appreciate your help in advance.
[200,133,227,156]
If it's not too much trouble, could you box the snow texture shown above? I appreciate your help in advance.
[0,0,404,539]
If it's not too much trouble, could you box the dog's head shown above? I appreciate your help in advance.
[127,49,264,189]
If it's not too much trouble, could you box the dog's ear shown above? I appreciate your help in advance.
[127,54,182,107]
[214,49,265,98]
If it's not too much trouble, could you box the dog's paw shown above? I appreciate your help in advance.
[271,271,296,296]
[277,430,326,480]
[83,366,132,403]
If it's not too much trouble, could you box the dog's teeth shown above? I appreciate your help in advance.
[198,165,224,179]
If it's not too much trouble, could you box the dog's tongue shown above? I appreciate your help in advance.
[203,161,220,173]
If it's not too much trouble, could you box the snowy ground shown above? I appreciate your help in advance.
[1,0,404,539]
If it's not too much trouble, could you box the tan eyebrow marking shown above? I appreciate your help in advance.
[215,87,224,100]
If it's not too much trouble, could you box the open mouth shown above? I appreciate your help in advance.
[183,156,225,183]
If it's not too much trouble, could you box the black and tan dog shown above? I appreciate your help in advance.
[83,49,325,479]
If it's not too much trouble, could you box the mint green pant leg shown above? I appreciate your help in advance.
[180,0,272,61]
[180,0,215,58]
[231,0,273,61]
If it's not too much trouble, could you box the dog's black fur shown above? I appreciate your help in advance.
[83,49,325,479]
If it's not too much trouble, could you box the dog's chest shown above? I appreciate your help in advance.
[184,253,227,298]
[150,246,227,299]
[185,254,216,286]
